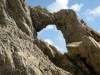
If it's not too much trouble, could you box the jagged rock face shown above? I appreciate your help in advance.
[30,6,55,32]
[54,10,100,44]
[79,37,100,75]
[54,10,89,43]
[30,7,100,44]
[30,6,100,75]
[34,39,90,75]
[0,0,100,75]
[0,0,72,75]
[67,37,100,75]
[0,0,36,38]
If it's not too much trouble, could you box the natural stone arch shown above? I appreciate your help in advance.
[30,7,100,75]
[30,6,100,45]
[0,0,100,75]
[38,25,67,53]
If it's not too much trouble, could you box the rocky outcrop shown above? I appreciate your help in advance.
[30,7,100,44]
[0,0,71,75]
[0,0,35,37]
[79,37,100,75]
[67,37,100,75]
[30,6,55,32]
[34,39,90,75]
[54,10,100,44]
[0,0,100,75]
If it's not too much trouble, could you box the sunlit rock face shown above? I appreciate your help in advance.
[0,0,71,75]
[0,0,36,38]
[0,0,100,75]
[30,6,100,75]
[67,36,100,75]
[30,7,100,44]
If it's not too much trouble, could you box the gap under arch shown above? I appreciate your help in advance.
[38,25,67,53]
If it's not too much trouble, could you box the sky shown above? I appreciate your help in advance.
[27,0,100,53]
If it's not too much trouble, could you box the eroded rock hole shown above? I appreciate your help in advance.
[38,25,67,53]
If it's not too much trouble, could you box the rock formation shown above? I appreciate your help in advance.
[0,0,100,75]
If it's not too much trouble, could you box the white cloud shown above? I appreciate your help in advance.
[47,0,83,13]
[57,32,65,45]
[45,25,55,30]
[38,25,56,35]
[70,4,84,12]
[55,46,66,53]
[47,0,69,13]
[56,32,67,53]
[88,6,100,16]
[85,6,100,21]
[44,39,66,53]
[44,39,53,45]
[98,31,100,33]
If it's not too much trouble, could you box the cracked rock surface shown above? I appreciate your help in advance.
[0,0,100,75]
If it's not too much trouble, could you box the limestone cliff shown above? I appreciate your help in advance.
[0,0,100,75]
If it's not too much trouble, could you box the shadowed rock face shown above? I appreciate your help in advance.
[0,0,100,75]
[30,6,55,32]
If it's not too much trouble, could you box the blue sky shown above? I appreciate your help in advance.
[27,0,100,53]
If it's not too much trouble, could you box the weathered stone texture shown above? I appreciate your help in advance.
[0,0,72,75]
[0,0,100,75]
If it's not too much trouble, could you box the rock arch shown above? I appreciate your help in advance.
[0,0,100,74]
[30,6,100,44]
[30,7,100,75]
